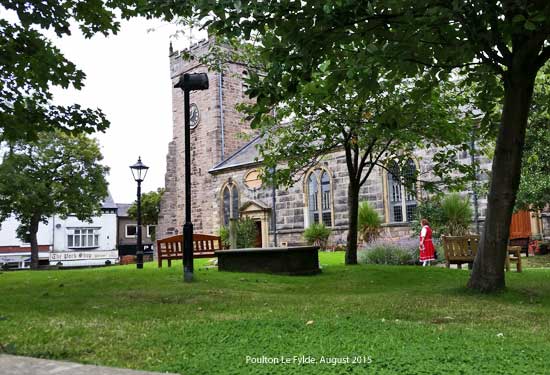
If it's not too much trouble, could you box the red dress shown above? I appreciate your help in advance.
[419,225,435,262]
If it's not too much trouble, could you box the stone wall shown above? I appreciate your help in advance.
[158,41,494,247]
[208,148,411,247]
[158,41,256,238]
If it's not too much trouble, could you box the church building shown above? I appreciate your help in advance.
[157,40,546,248]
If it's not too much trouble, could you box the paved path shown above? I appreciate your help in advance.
[0,355,178,375]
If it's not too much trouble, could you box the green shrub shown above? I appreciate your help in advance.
[412,193,472,237]
[219,218,259,249]
[358,201,382,243]
[303,223,331,250]
[236,217,258,248]
[359,245,414,265]
[219,226,230,249]
[411,195,444,238]
[440,193,473,236]
[358,238,421,265]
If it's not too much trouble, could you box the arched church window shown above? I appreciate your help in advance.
[231,185,239,219]
[305,168,333,227]
[223,186,231,226]
[321,171,332,226]
[308,173,319,224]
[222,182,239,226]
[386,158,418,223]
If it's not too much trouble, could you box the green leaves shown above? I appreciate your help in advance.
[0,131,109,235]
[127,188,165,226]
[0,0,139,141]
[358,201,382,243]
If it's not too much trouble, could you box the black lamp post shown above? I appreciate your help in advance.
[130,157,149,269]
[174,72,209,282]
[269,166,278,247]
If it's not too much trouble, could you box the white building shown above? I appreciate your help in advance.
[0,194,119,269]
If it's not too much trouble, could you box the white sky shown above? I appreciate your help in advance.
[50,18,200,204]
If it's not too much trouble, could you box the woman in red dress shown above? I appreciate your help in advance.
[419,218,436,266]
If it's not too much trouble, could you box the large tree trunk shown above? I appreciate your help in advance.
[346,180,360,265]
[29,214,40,270]
[467,71,536,292]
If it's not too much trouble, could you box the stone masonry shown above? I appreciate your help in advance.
[158,40,497,247]
[158,40,256,238]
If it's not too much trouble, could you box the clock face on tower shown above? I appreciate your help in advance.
[189,103,200,129]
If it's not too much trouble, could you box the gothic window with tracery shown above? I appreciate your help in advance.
[387,159,418,223]
[306,168,333,227]
[222,182,239,226]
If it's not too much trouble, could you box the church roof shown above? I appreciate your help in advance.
[209,135,264,173]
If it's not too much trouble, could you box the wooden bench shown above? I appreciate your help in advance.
[156,234,223,268]
[509,237,530,257]
[441,235,479,269]
[506,246,523,272]
[442,235,523,272]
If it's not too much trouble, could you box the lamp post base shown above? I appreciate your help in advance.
[184,269,193,282]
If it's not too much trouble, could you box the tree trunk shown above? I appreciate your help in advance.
[346,180,360,265]
[29,214,40,270]
[467,72,536,292]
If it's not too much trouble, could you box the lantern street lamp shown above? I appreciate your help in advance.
[130,156,149,269]
[174,72,209,282]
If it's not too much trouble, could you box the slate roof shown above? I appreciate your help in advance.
[209,135,264,173]
[102,191,118,210]
[116,203,131,217]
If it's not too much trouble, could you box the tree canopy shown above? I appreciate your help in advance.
[245,52,475,264]
[140,0,550,292]
[0,0,141,140]
[0,131,109,268]
[128,188,165,226]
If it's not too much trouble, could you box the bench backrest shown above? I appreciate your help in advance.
[157,234,223,257]
[441,235,480,258]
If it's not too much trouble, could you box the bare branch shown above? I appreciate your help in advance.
[359,138,392,186]
[356,137,377,180]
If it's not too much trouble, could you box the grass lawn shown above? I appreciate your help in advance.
[1,252,550,374]
[524,253,550,268]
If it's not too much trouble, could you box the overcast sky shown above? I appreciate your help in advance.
[50,18,200,204]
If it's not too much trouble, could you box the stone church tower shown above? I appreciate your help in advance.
[157,40,255,239]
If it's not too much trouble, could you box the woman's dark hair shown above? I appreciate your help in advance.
[421,218,429,226]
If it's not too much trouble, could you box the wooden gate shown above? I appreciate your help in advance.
[509,210,531,239]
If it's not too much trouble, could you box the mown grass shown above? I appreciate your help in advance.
[1,252,550,374]
[524,253,550,268]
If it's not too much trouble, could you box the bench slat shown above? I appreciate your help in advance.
[442,235,479,268]
[156,234,223,268]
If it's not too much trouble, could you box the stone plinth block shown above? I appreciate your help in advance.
[215,246,321,275]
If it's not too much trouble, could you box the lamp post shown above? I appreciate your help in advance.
[269,166,278,247]
[174,72,209,282]
[130,157,149,269]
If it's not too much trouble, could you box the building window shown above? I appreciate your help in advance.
[67,228,99,248]
[147,225,156,238]
[222,182,239,226]
[386,159,418,223]
[125,224,137,238]
[305,168,333,227]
